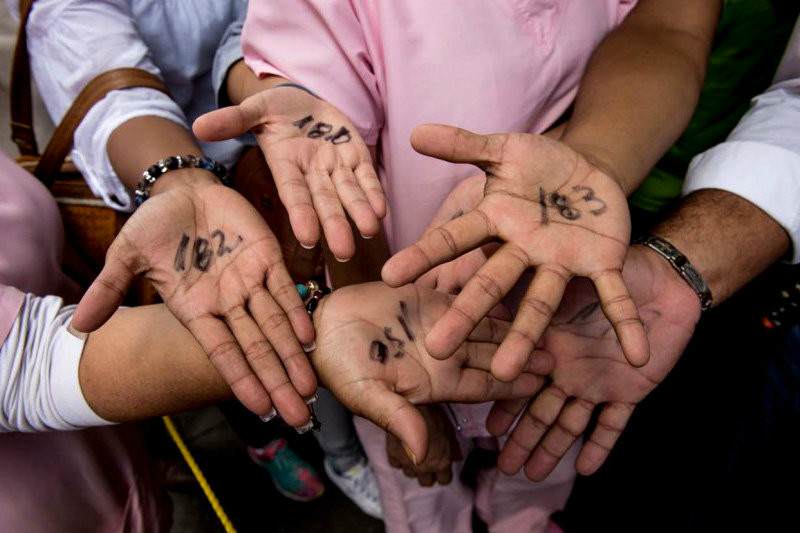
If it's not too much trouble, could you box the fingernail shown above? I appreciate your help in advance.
[300,242,317,250]
[360,234,374,240]
[259,407,277,423]
[302,341,316,352]
[402,443,418,465]
[334,256,351,263]
[295,420,315,434]
[305,392,318,405]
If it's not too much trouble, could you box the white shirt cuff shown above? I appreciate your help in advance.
[684,140,800,263]
[49,324,111,429]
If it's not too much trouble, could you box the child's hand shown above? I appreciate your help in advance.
[194,80,386,261]
[311,282,552,463]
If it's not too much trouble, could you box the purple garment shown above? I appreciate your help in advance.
[0,151,168,532]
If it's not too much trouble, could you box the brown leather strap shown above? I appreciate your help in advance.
[10,0,37,155]
[34,68,170,185]
[9,0,171,186]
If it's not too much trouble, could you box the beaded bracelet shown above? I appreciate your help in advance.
[133,154,230,207]
[296,280,332,314]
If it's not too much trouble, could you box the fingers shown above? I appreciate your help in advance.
[382,208,495,287]
[71,255,136,332]
[353,158,387,220]
[224,305,310,426]
[497,386,567,475]
[425,247,528,358]
[265,156,320,248]
[307,163,356,261]
[486,398,528,436]
[449,368,545,403]
[575,402,634,476]
[462,343,553,376]
[591,270,650,367]
[410,124,504,169]
[436,467,454,486]
[249,288,316,399]
[524,399,594,481]
[193,93,272,141]
[186,315,271,416]
[468,315,511,343]
[331,163,381,238]
[263,259,315,347]
[492,265,569,382]
[353,382,429,465]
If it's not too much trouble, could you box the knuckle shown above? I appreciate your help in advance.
[431,226,458,254]
[473,272,504,300]
[208,341,240,365]
[520,296,554,319]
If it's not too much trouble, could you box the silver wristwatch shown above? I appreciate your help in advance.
[633,235,713,312]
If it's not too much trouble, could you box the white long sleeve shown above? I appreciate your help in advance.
[684,17,800,263]
[0,289,110,433]
[16,0,248,211]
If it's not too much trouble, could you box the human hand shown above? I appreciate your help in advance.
[386,405,462,487]
[71,179,316,425]
[382,124,649,381]
[486,245,700,480]
[311,282,553,462]
[194,81,386,261]
[415,174,497,294]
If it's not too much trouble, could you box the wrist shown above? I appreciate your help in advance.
[633,243,701,308]
[149,167,219,196]
[633,235,712,312]
[559,134,632,195]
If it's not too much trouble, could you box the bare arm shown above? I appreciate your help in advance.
[79,304,229,422]
[651,189,789,305]
[561,0,722,194]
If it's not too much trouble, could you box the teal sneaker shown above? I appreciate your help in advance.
[248,439,325,502]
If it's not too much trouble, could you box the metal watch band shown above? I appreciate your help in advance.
[133,154,229,207]
[633,234,713,312]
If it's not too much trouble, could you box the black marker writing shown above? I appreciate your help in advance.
[370,340,388,364]
[398,301,415,341]
[174,230,243,273]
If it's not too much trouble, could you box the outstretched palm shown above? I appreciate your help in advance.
[487,245,700,481]
[311,282,552,462]
[382,124,648,381]
[72,183,316,425]
[194,83,386,261]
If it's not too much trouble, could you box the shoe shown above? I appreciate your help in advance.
[248,439,325,502]
[324,457,383,519]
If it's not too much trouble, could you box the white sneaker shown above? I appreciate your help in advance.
[324,457,383,519]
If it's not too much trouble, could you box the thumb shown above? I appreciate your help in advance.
[352,382,429,465]
[71,256,136,333]
[410,124,501,169]
[193,92,273,142]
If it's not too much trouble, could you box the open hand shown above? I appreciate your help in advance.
[382,124,648,381]
[311,282,553,463]
[486,245,700,481]
[71,181,316,425]
[194,81,386,261]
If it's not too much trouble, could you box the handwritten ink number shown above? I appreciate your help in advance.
[548,192,581,221]
[173,230,243,273]
[307,122,333,139]
[572,186,607,216]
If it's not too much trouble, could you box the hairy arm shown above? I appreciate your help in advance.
[651,189,789,305]
[561,0,722,194]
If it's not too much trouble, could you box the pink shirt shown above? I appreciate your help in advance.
[0,151,166,531]
[244,0,637,250]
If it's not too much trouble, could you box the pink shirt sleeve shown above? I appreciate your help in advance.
[243,0,383,144]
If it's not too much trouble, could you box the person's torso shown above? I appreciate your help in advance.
[354,0,637,250]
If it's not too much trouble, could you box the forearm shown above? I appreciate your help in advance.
[107,116,217,194]
[651,189,789,304]
[561,0,721,194]
[79,304,230,422]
